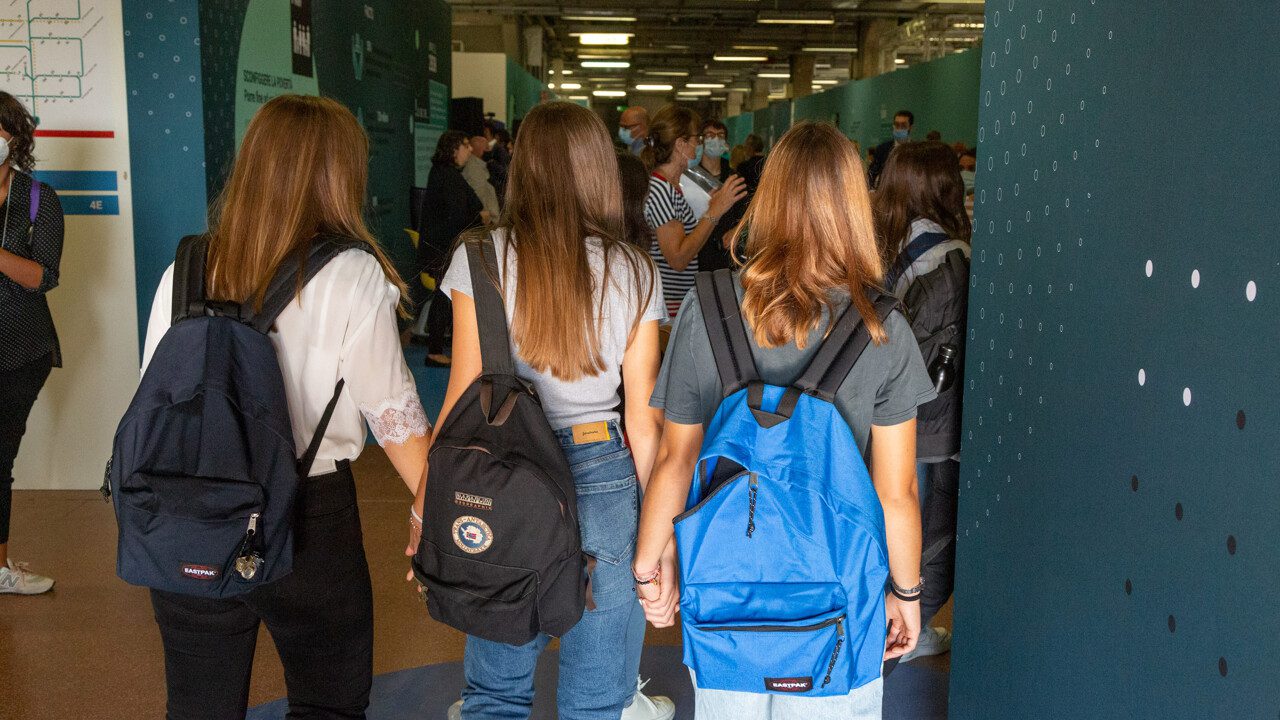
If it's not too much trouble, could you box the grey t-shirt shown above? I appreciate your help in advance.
[651,277,937,458]
[440,230,666,430]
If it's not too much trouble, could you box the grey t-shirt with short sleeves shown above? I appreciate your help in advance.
[440,230,666,430]
[650,276,937,458]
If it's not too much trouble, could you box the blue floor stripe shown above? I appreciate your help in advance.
[247,645,947,719]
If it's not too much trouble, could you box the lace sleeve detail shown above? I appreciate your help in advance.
[359,390,430,446]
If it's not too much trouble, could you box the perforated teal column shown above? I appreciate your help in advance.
[952,1,1279,717]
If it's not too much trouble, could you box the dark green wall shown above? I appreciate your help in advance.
[505,58,554,123]
[951,1,1279,717]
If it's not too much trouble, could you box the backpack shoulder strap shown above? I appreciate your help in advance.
[171,234,209,324]
[465,232,515,377]
[251,235,369,334]
[794,293,900,402]
[885,231,950,292]
[695,268,759,397]
[28,177,40,228]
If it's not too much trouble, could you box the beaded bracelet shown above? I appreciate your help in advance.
[633,566,661,585]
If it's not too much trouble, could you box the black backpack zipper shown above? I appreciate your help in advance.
[674,470,752,523]
[698,613,844,634]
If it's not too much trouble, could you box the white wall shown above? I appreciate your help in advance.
[452,52,508,123]
[11,3,139,490]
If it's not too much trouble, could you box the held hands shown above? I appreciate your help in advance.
[707,175,747,218]
[883,591,921,660]
[404,503,423,584]
[635,539,680,628]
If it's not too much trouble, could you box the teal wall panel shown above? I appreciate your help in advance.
[951,1,1279,717]
[724,114,753,147]
[506,58,553,122]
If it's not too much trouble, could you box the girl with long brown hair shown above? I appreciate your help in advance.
[872,140,973,664]
[140,94,431,718]
[414,101,671,719]
[634,122,935,718]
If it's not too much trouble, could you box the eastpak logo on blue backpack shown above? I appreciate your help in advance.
[104,234,362,598]
[676,269,898,697]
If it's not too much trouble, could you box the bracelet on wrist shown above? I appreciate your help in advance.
[633,566,661,585]
[888,577,924,601]
[409,506,423,529]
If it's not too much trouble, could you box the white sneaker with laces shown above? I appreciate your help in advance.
[0,560,54,595]
[621,676,675,720]
[899,625,952,663]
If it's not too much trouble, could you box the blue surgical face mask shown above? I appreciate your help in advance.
[703,138,728,158]
[689,145,704,167]
[961,169,976,193]
[892,127,910,142]
[618,127,633,145]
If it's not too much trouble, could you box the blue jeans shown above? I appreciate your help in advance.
[461,421,646,720]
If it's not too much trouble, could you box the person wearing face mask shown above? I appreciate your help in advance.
[619,106,650,156]
[641,106,746,320]
[958,148,977,221]
[682,120,750,274]
[0,91,63,596]
[868,109,914,189]
[415,131,485,367]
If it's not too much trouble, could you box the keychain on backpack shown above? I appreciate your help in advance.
[234,513,264,580]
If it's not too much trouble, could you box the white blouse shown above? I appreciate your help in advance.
[141,248,429,476]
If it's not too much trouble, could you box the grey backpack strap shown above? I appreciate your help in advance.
[171,235,209,324]
[465,234,516,377]
[795,293,900,402]
[695,268,759,397]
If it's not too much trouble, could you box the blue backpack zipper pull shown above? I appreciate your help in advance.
[821,618,845,687]
[746,475,759,538]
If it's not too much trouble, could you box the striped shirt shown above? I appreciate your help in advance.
[643,173,699,317]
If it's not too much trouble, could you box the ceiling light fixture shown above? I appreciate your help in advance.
[802,46,858,53]
[757,11,835,25]
[592,89,627,97]
[714,54,769,62]
[732,44,779,51]
[758,72,790,79]
[581,60,631,68]
[686,83,725,89]
[569,95,590,100]
[574,33,633,45]
[634,83,674,91]
[559,82,582,90]
[643,70,691,76]
[562,15,637,22]
[677,90,712,97]
[895,58,906,65]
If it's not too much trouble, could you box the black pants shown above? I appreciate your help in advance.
[919,459,959,627]
[0,353,53,545]
[150,464,373,720]
[426,289,452,355]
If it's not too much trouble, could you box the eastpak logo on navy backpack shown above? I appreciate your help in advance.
[412,234,586,646]
[104,234,363,598]
[676,269,898,697]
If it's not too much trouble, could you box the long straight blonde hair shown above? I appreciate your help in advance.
[206,94,407,310]
[737,122,887,347]
[491,101,656,381]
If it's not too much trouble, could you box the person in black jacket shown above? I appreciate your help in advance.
[0,91,63,596]
[417,131,484,367]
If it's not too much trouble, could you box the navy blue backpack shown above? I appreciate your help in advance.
[105,234,361,598]
[676,269,898,696]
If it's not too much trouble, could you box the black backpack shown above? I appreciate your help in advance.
[412,235,585,646]
[105,234,362,598]
[886,233,970,459]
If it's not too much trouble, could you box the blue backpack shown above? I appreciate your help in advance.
[105,234,361,598]
[677,269,898,696]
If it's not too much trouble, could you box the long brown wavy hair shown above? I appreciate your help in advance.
[205,94,407,312]
[872,140,972,265]
[486,101,656,381]
[640,105,700,171]
[737,122,887,347]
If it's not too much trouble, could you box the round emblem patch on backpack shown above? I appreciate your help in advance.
[452,516,493,554]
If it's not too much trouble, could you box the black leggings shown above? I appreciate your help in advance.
[150,464,373,720]
[0,353,53,545]
[918,459,959,627]
[426,289,452,355]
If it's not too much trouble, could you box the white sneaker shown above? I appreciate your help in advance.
[899,625,952,663]
[447,699,462,720]
[0,560,54,595]
[621,677,675,720]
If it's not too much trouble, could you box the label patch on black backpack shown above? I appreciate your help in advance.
[764,677,813,693]
[452,516,493,554]
[454,492,493,510]
[181,564,221,581]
